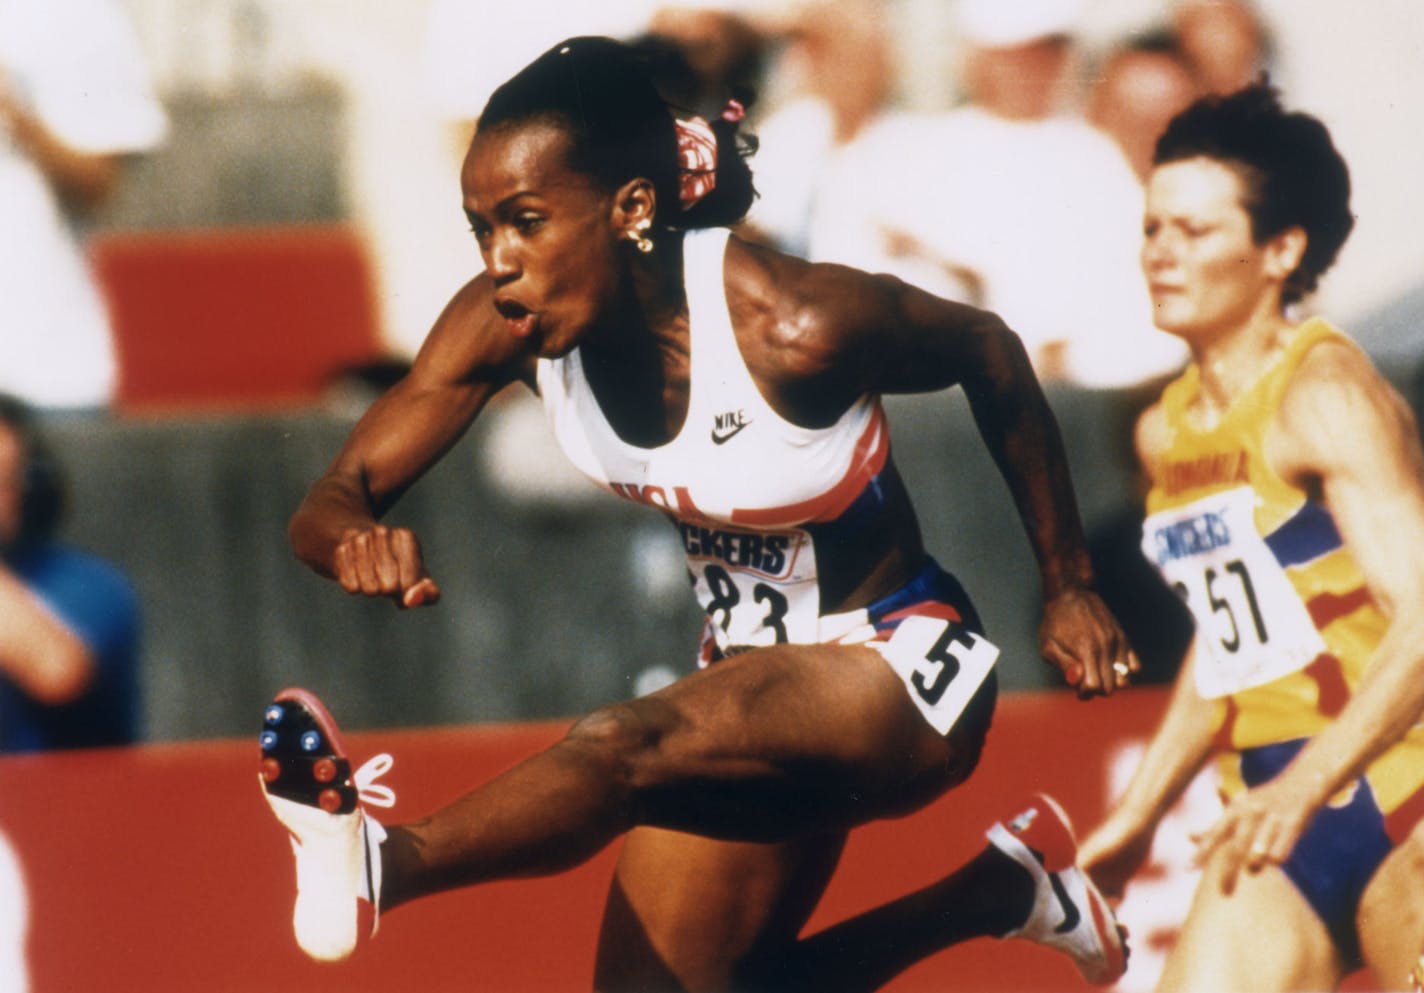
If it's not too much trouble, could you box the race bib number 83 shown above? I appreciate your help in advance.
[882,616,999,735]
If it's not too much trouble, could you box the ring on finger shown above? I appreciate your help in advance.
[1113,660,1130,678]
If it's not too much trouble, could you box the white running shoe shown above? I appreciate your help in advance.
[986,793,1128,986]
[258,688,396,962]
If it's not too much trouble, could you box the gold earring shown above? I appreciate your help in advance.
[628,219,654,254]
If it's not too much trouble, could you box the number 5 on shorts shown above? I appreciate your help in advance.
[882,616,999,735]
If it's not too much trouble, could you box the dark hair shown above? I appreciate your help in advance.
[0,394,65,552]
[1154,82,1353,305]
[477,36,757,230]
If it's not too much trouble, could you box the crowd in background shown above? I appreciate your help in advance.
[8,0,1420,399]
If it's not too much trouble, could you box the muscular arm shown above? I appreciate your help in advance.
[730,242,1135,695]
[1082,403,1216,894]
[1199,341,1424,885]
[289,276,530,606]
[1081,639,1217,895]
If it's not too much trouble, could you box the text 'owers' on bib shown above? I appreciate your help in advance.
[1143,486,1325,698]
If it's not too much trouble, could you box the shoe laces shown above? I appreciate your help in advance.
[353,753,396,809]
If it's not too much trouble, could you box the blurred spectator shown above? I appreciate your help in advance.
[1171,0,1272,95]
[867,0,1186,388]
[0,395,141,753]
[1088,34,1202,181]
[635,6,770,117]
[742,0,959,298]
[0,0,166,413]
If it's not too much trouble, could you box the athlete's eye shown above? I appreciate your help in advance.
[514,213,545,235]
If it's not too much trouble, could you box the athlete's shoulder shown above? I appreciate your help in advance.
[1272,320,1414,480]
[723,235,898,369]
[1280,323,1391,427]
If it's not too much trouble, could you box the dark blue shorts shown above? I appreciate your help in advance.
[1240,738,1393,965]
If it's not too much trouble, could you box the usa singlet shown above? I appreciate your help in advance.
[536,227,907,657]
[1140,318,1424,953]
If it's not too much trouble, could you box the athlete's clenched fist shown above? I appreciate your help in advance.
[332,524,441,608]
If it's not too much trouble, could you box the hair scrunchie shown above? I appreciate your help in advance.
[675,116,718,210]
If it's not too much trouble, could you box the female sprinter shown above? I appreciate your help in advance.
[260,36,1133,991]
[1080,84,1424,991]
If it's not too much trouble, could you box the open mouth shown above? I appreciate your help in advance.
[494,298,537,338]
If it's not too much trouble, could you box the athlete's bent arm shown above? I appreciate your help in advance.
[774,256,1136,696]
[1079,638,1217,898]
[1195,343,1424,891]
[289,276,526,606]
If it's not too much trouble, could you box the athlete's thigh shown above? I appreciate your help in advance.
[1358,822,1424,987]
[1158,856,1343,993]
[629,642,991,836]
[593,825,846,993]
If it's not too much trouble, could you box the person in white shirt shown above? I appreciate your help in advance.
[885,0,1186,389]
[0,0,166,412]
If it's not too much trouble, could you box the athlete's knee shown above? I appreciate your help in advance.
[563,698,682,792]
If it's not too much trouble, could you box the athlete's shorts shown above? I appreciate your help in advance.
[1239,737,1424,964]
[701,557,999,740]
[825,555,987,645]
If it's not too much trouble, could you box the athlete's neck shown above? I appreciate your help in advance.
[1190,308,1295,425]
[579,233,694,447]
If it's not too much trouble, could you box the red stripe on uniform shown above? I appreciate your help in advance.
[1305,586,1373,629]
[1303,652,1350,718]
[731,405,890,528]
[878,602,963,626]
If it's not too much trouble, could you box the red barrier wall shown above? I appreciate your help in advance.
[89,226,384,413]
[0,689,1382,992]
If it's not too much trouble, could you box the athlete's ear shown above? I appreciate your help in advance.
[1264,226,1307,284]
[611,178,657,235]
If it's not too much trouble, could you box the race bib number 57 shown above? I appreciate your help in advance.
[882,616,999,735]
[1143,486,1325,698]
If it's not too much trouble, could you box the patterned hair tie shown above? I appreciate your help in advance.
[675,116,718,211]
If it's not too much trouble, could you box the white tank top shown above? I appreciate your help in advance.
[536,228,890,652]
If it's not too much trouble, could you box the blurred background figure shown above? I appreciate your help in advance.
[1088,34,1202,181]
[867,0,1186,389]
[0,395,141,753]
[740,0,915,265]
[1172,0,1271,95]
[0,0,166,414]
[634,5,770,118]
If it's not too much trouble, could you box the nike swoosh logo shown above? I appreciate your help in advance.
[1049,872,1081,934]
[710,421,751,445]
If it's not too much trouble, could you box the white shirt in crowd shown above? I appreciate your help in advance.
[750,100,1186,390]
[0,0,166,410]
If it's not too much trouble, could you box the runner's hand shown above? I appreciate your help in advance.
[1039,586,1138,698]
[331,524,441,608]
[1192,777,1316,894]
